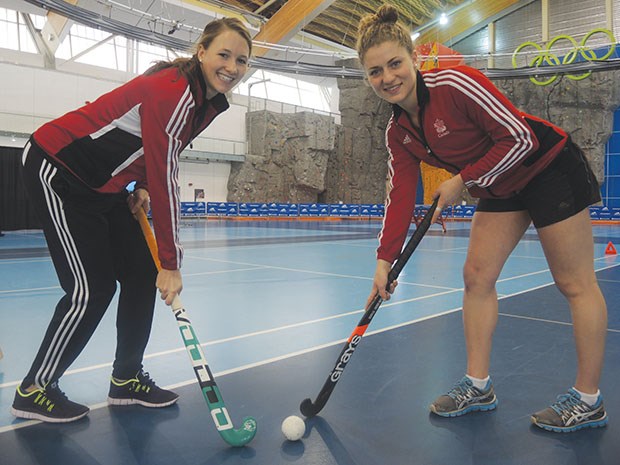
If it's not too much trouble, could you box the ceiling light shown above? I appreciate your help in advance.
[439,13,448,25]
[411,32,420,42]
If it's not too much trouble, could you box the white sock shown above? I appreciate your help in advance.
[466,374,490,390]
[574,387,600,406]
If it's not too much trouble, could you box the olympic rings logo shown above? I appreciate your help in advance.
[511,28,616,86]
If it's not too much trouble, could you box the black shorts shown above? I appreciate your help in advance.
[476,140,601,228]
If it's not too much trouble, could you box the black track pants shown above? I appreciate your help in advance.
[21,140,158,388]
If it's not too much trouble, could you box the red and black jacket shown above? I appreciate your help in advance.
[378,65,568,262]
[33,65,229,270]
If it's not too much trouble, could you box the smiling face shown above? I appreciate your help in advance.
[363,41,418,114]
[197,29,250,100]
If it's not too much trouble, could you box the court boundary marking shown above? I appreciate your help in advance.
[1,260,618,434]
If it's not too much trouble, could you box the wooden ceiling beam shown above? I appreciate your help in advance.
[40,0,78,54]
[217,0,253,10]
[252,0,337,57]
[313,11,359,30]
[180,0,260,24]
[328,4,367,21]
[226,0,261,8]
[393,0,435,18]
[255,0,280,15]
[303,22,357,49]
[416,0,524,46]
[305,18,356,39]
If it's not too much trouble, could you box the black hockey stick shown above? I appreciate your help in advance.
[300,199,439,417]
[138,209,257,447]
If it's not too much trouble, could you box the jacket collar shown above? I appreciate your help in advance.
[192,62,229,113]
[391,70,429,121]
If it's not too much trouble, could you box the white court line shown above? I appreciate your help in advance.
[193,255,377,281]
[0,267,266,295]
[0,287,461,390]
[498,312,620,333]
[1,252,614,306]
[0,306,461,435]
[0,256,620,433]
[190,254,459,291]
[594,256,620,267]
[0,286,61,295]
[330,242,472,254]
[188,251,606,289]
[0,258,52,265]
[2,261,619,433]
[2,258,616,389]
[496,268,550,283]
[189,258,457,291]
[184,266,265,277]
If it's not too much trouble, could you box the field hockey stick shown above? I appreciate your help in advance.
[137,209,257,447]
[300,199,439,418]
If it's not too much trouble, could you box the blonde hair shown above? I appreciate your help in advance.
[145,17,252,78]
[356,4,414,64]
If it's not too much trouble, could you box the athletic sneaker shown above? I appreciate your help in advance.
[11,382,89,423]
[430,376,497,417]
[108,370,179,407]
[531,388,608,433]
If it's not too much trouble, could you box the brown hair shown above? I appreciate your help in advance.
[145,17,252,79]
[356,4,414,64]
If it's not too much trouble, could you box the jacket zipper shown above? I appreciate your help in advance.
[402,121,500,197]
[398,110,461,173]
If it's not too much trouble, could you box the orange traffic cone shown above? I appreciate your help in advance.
[605,241,617,255]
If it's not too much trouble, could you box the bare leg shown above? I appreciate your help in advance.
[537,209,607,394]
[463,211,532,378]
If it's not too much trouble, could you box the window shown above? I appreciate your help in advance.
[0,7,44,53]
[1,7,338,115]
[56,24,129,71]
[237,70,334,113]
[136,42,184,74]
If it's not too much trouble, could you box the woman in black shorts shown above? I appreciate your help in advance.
[357,4,608,433]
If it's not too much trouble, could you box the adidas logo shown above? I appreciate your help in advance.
[403,134,412,144]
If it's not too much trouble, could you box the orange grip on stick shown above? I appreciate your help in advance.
[136,209,162,271]
[348,325,368,342]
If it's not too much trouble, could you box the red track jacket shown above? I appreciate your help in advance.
[378,65,568,263]
[33,66,229,270]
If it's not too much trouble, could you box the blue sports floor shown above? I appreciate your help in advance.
[0,218,619,465]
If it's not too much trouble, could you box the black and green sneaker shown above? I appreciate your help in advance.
[11,382,89,423]
[108,370,179,408]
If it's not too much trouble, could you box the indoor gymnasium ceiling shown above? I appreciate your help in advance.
[14,0,530,67]
[223,0,467,50]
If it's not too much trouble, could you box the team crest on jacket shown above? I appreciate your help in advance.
[434,118,450,138]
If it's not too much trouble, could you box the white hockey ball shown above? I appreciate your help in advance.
[281,415,305,441]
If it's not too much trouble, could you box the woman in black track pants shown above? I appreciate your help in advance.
[12,16,252,423]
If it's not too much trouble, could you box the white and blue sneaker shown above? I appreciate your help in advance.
[430,376,497,417]
[531,388,608,433]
